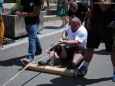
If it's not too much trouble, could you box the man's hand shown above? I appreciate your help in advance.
[86,19,91,29]
[21,12,27,16]
[15,11,22,16]
[60,37,67,40]
[58,38,66,44]
[15,11,27,16]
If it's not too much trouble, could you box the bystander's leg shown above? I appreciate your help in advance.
[0,15,4,48]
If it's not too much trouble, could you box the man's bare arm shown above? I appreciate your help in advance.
[99,0,112,12]
[16,6,41,17]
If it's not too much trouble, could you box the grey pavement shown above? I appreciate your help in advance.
[0,20,115,86]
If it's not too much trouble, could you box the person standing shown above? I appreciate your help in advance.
[46,0,50,9]
[16,0,42,63]
[57,0,68,27]
[78,0,115,82]
[0,0,5,49]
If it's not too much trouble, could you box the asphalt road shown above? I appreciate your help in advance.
[0,20,115,86]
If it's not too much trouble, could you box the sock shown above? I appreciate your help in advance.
[78,61,89,69]
[113,66,115,73]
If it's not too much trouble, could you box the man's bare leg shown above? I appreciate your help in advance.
[78,48,94,75]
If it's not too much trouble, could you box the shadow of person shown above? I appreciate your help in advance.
[36,76,112,86]
[44,26,61,29]
[0,55,27,67]
[94,49,110,55]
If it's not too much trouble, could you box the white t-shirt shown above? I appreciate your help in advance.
[65,25,87,48]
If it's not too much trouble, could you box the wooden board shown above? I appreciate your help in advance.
[27,63,78,77]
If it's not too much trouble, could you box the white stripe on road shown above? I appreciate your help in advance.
[0,27,66,50]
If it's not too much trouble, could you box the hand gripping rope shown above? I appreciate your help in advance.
[2,42,59,86]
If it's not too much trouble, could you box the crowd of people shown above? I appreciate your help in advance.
[0,0,115,82]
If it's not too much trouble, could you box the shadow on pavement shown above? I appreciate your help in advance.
[44,26,61,29]
[0,55,27,67]
[36,76,112,86]
[94,49,110,55]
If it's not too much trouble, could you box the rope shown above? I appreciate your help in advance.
[2,42,59,86]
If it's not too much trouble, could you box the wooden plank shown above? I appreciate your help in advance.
[27,63,78,77]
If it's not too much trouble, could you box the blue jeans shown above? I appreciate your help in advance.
[25,23,42,60]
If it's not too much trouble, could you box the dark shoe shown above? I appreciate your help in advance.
[112,72,115,82]
[22,58,33,64]
[67,60,74,69]
[38,59,54,66]
[35,51,42,55]
[78,66,87,76]
[38,60,47,66]
[47,60,54,66]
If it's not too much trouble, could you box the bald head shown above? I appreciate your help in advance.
[71,17,81,25]
[69,2,78,13]
[69,2,78,7]
[70,17,81,32]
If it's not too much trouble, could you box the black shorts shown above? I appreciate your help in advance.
[87,23,115,51]
[50,44,85,61]
[63,46,85,61]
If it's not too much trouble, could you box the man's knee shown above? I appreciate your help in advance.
[50,44,62,55]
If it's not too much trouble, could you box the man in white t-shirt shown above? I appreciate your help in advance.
[38,17,87,69]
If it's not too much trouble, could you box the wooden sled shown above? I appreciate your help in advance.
[27,63,78,77]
